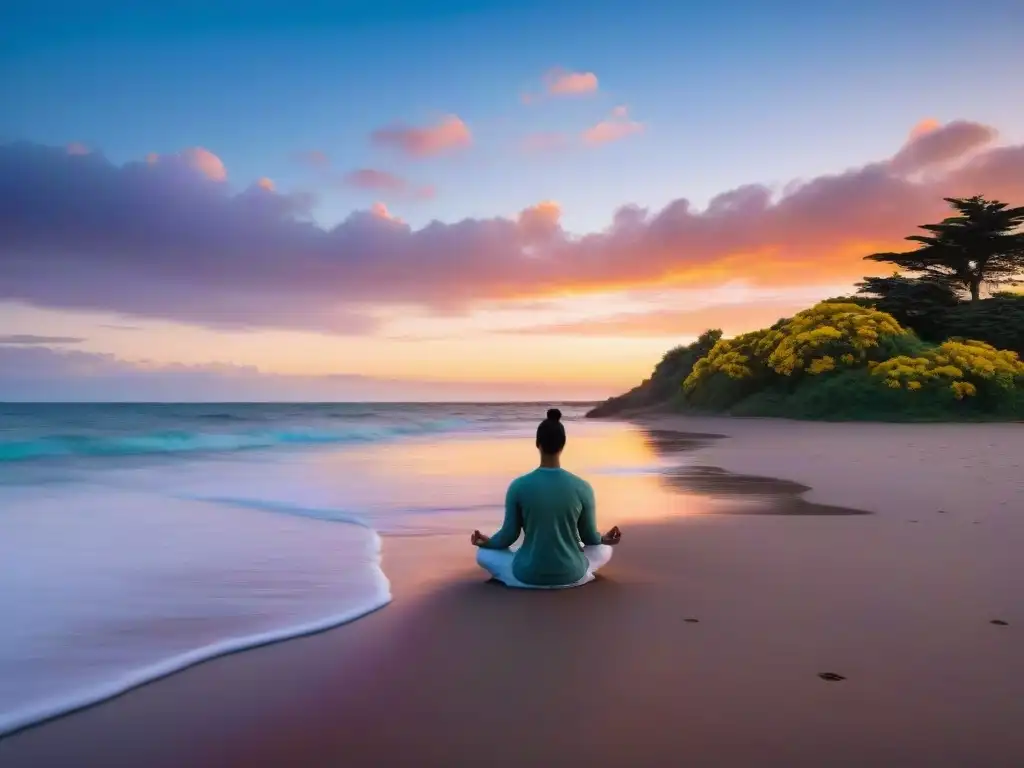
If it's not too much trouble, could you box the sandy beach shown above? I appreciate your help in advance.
[2,416,1022,767]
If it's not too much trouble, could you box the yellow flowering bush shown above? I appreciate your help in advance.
[683,330,770,393]
[678,297,1024,419]
[762,302,905,376]
[871,339,1024,399]
[807,356,836,374]
[683,302,907,394]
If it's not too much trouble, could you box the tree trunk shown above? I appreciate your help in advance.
[969,277,981,302]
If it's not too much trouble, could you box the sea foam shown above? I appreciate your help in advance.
[0,489,390,738]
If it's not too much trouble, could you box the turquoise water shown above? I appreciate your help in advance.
[0,402,555,462]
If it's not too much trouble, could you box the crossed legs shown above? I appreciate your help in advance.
[476,544,613,588]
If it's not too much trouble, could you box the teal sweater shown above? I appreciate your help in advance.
[480,467,602,586]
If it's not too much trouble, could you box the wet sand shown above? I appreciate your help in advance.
[2,416,1023,767]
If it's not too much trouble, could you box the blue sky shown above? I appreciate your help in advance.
[2,0,1023,399]
[5,0,1023,233]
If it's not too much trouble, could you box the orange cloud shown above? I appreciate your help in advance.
[256,177,275,192]
[506,299,823,338]
[371,115,471,158]
[544,68,599,96]
[582,106,644,145]
[909,118,941,139]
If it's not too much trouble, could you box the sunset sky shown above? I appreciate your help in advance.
[2,0,1024,400]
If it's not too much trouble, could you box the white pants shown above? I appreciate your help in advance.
[476,545,613,589]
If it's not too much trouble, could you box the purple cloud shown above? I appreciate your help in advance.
[342,168,436,200]
[0,334,85,345]
[2,122,1023,335]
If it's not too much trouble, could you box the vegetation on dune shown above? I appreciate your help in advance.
[587,195,1024,421]
[680,304,1024,420]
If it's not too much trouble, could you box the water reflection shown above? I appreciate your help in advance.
[305,420,869,532]
[635,427,871,516]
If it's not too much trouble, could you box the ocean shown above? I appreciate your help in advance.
[0,402,698,737]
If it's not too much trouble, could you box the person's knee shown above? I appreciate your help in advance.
[477,547,508,568]
[585,543,613,569]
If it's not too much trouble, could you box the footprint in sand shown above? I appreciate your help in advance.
[990,620,1009,626]
[818,672,846,682]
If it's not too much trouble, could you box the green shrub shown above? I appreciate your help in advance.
[940,295,1024,356]
[679,301,1024,421]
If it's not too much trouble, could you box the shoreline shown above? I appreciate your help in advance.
[3,416,1023,766]
[0,530,392,741]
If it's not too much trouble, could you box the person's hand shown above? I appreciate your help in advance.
[470,530,490,547]
[601,526,622,546]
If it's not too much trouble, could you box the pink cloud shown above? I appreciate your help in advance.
[909,118,941,140]
[256,177,275,192]
[889,119,997,174]
[137,147,228,181]
[3,119,1022,334]
[345,168,408,193]
[181,148,227,182]
[66,142,90,156]
[517,200,562,242]
[180,147,227,182]
[292,150,331,168]
[544,68,599,96]
[343,169,437,199]
[582,106,644,145]
[522,132,571,153]
[370,115,472,158]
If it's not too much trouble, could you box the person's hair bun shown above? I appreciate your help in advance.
[546,408,562,422]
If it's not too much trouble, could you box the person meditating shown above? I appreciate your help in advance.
[471,408,622,588]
